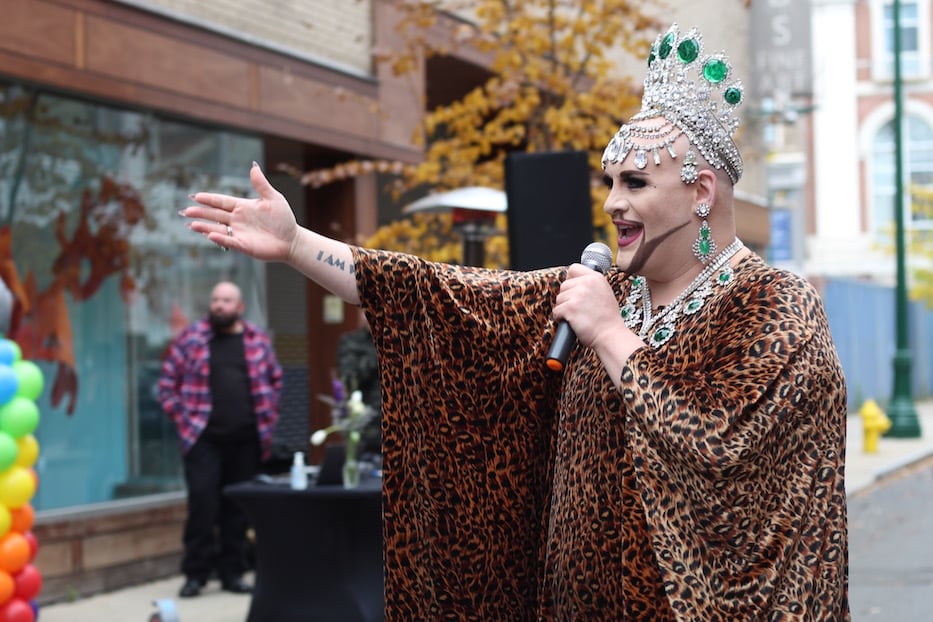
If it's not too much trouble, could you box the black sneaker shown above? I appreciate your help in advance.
[178,577,205,598]
[220,576,252,594]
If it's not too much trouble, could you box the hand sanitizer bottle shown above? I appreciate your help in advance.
[290,451,308,490]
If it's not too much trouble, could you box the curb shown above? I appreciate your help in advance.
[873,447,933,483]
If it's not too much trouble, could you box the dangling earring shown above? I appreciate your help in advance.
[693,203,716,263]
[681,149,698,184]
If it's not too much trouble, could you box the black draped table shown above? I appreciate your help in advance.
[224,478,384,622]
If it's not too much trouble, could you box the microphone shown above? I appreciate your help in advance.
[546,242,614,372]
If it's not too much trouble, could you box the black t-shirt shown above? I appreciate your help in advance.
[204,331,257,442]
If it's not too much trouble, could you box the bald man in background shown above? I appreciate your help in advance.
[158,281,283,598]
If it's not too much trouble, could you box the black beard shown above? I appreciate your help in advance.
[209,312,238,331]
[624,222,690,275]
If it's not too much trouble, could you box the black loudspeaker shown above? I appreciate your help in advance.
[505,150,593,270]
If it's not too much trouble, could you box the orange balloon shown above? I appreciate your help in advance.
[21,534,35,563]
[0,570,12,605]
[7,508,31,535]
[0,534,29,574]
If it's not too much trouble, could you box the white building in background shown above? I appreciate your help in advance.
[808,0,933,283]
[810,0,865,277]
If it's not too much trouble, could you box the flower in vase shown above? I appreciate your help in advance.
[312,386,375,461]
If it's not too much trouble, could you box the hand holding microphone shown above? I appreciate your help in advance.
[546,242,613,372]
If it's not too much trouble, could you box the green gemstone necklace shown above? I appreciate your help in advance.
[620,238,743,348]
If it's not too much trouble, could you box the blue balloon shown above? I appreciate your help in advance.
[0,340,16,366]
[0,365,17,405]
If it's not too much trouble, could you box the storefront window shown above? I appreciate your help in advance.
[0,81,265,510]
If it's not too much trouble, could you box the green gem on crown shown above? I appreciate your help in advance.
[724,86,742,105]
[703,58,728,83]
[658,32,675,60]
[677,38,699,63]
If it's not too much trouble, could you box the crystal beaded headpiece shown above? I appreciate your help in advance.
[602,23,744,184]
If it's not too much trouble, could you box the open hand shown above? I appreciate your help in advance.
[182,163,299,263]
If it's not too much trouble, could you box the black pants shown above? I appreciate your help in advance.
[182,433,260,582]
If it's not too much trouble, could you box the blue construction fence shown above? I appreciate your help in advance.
[822,277,933,412]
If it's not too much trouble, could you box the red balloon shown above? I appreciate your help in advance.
[0,598,33,622]
[12,566,39,602]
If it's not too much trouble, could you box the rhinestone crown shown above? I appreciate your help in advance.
[602,23,744,184]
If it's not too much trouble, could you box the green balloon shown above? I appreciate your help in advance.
[0,432,17,471]
[0,397,39,439]
[13,361,43,400]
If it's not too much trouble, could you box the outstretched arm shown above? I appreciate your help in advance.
[182,162,361,305]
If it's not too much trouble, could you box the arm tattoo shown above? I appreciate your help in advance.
[315,250,356,274]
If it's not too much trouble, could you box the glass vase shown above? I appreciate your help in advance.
[342,430,361,488]
[342,458,360,489]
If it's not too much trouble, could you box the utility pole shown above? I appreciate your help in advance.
[888,0,922,437]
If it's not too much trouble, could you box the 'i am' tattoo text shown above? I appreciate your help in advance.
[315,250,355,274]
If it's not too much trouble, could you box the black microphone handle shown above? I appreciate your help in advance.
[546,322,577,372]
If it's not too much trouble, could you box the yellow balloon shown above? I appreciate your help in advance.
[0,467,35,509]
[0,506,10,538]
[13,436,38,469]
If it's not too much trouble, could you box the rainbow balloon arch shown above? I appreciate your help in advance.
[0,338,43,622]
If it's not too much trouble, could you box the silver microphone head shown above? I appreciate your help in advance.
[580,242,613,274]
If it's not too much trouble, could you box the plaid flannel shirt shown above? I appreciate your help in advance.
[158,318,283,460]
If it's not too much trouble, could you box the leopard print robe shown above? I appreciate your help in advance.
[353,247,849,621]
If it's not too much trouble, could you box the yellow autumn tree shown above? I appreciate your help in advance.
[299,1,662,266]
[902,184,933,305]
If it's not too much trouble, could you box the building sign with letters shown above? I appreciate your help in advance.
[750,0,813,100]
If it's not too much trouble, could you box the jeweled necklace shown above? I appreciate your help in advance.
[620,238,743,347]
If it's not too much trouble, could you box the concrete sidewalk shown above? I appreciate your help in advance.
[37,402,933,622]
[845,400,933,496]
[40,572,254,622]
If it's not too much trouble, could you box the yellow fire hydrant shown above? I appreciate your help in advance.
[860,399,891,454]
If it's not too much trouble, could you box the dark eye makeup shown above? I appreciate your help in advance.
[603,171,649,190]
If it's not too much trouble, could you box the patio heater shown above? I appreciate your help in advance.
[403,187,506,267]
